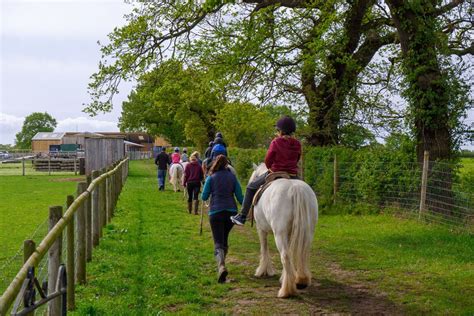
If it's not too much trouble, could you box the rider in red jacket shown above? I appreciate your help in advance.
[231,116,301,225]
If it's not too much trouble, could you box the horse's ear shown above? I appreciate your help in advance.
[252,163,258,170]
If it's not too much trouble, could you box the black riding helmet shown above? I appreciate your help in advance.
[209,141,214,147]
[215,132,223,138]
[276,116,296,134]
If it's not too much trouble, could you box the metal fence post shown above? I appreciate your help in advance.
[419,150,430,218]
[91,170,100,247]
[76,183,87,285]
[48,206,63,316]
[66,195,75,311]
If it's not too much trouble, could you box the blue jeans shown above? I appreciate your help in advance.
[158,169,166,189]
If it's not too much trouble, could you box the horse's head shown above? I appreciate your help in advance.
[248,163,267,184]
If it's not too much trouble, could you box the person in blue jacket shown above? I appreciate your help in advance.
[201,154,243,283]
[211,132,228,161]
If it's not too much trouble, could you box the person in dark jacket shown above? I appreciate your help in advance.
[204,141,214,159]
[184,153,204,214]
[201,155,243,283]
[231,116,301,225]
[155,147,171,191]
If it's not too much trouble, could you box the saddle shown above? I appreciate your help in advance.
[252,172,294,207]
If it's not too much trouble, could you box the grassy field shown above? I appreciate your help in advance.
[0,173,84,293]
[0,160,79,176]
[70,160,473,315]
[461,157,474,175]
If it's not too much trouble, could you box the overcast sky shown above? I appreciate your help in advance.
[0,0,132,144]
[1,0,472,148]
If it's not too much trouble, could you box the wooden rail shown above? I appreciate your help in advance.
[0,158,129,315]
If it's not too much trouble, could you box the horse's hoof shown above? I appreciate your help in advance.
[296,283,308,290]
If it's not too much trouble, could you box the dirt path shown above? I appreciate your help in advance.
[220,225,405,315]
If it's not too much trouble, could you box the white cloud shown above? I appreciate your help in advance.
[0,112,118,144]
[0,112,24,144]
[55,116,118,133]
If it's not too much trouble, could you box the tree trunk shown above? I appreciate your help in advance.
[387,0,454,216]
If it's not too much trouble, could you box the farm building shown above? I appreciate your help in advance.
[99,132,170,151]
[31,132,66,152]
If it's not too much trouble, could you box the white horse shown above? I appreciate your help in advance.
[250,163,318,298]
[169,163,184,192]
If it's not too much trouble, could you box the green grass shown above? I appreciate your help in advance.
[460,157,474,175]
[71,160,473,315]
[0,174,83,293]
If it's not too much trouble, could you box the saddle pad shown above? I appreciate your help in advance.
[252,172,292,207]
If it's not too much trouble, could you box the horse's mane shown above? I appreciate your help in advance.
[249,163,268,184]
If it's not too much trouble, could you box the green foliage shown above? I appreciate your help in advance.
[215,102,274,148]
[304,144,419,214]
[15,112,57,149]
[339,123,377,149]
[227,147,267,183]
[119,60,221,148]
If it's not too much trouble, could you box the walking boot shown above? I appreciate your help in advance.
[187,201,192,214]
[193,200,199,215]
[215,248,228,283]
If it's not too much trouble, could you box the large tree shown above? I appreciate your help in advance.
[119,60,222,148]
[85,0,472,157]
[15,112,57,149]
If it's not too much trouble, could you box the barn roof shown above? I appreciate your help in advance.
[32,132,66,140]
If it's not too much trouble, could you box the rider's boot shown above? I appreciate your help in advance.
[215,248,228,283]
[193,200,199,215]
[187,201,192,214]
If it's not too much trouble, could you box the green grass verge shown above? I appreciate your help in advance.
[70,160,473,315]
[460,158,474,175]
[0,174,83,293]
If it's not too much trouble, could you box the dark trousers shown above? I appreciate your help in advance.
[209,211,234,254]
[157,169,166,189]
[240,172,269,217]
[186,181,201,202]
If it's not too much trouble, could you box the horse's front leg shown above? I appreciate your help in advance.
[255,228,275,277]
[274,233,297,298]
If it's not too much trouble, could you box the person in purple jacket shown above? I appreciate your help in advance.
[201,155,243,283]
[183,153,204,214]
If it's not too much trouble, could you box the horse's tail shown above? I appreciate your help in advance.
[288,182,317,285]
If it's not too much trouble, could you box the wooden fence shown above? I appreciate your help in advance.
[0,158,129,315]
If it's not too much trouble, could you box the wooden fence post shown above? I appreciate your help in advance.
[66,195,75,311]
[91,170,100,247]
[23,240,35,316]
[333,154,338,204]
[48,206,63,316]
[100,168,107,232]
[74,158,77,176]
[106,168,112,223]
[48,155,51,176]
[76,182,87,285]
[86,175,92,262]
[419,150,430,219]
[22,157,25,176]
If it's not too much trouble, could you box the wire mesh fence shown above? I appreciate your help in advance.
[310,152,474,231]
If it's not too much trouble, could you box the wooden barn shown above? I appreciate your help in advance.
[31,132,66,153]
